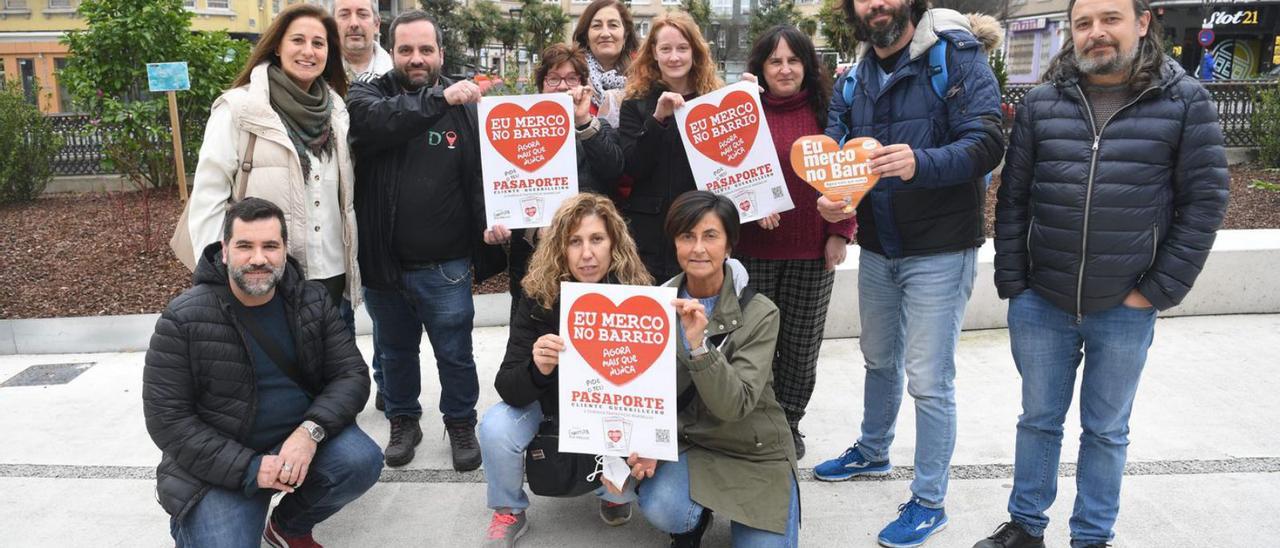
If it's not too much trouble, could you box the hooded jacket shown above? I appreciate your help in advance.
[994,57,1229,315]
[143,242,369,520]
[825,9,1006,258]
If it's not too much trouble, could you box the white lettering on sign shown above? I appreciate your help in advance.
[1202,9,1260,27]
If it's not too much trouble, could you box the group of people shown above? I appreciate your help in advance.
[142,0,1230,547]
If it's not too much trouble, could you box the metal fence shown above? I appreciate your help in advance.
[1001,80,1276,147]
[47,113,110,176]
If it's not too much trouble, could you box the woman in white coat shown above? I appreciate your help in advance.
[187,2,361,321]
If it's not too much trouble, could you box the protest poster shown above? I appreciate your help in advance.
[674,81,793,223]
[790,135,883,211]
[558,282,679,462]
[478,93,578,229]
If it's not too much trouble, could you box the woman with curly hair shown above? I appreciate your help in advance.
[617,10,724,282]
[477,193,653,545]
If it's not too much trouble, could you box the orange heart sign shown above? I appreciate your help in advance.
[684,90,760,167]
[566,293,669,387]
[485,100,571,172]
[790,135,883,209]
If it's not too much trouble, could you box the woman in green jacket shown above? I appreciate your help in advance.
[622,190,800,547]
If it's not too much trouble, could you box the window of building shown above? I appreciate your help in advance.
[48,0,73,9]
[4,0,29,9]
[717,29,726,50]
[1006,32,1037,78]
[0,62,6,91]
[55,57,76,113]
[19,58,36,106]
[662,0,681,4]
[207,0,229,9]
[183,0,196,8]
[637,20,650,39]
[711,0,732,17]
[738,31,747,49]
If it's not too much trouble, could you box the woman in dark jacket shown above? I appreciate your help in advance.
[617,10,723,282]
[478,193,653,545]
[506,44,626,316]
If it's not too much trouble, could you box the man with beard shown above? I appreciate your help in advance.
[347,10,507,471]
[334,0,393,82]
[975,0,1228,547]
[812,0,1005,546]
[144,198,381,547]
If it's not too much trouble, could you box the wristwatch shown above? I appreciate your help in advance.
[299,420,326,443]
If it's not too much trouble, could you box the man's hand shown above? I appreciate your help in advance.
[531,334,564,376]
[257,455,296,493]
[276,428,317,487]
[671,298,709,351]
[571,86,594,127]
[825,235,848,271]
[443,80,483,106]
[1123,289,1153,309]
[627,453,657,480]
[868,143,916,181]
[756,213,780,230]
[485,225,512,245]
[816,195,855,223]
[653,92,686,122]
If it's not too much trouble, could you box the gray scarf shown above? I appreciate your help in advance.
[267,64,333,180]
[586,52,626,108]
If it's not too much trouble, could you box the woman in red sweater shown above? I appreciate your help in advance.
[739,25,856,460]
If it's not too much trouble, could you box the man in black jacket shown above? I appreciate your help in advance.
[977,1,1229,547]
[346,10,507,471]
[144,198,381,547]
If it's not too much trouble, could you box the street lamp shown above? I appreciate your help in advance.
[509,7,524,81]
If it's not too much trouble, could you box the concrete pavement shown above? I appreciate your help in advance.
[1,314,1278,546]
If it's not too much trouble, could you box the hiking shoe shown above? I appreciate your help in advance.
[973,522,1045,548]
[374,392,385,412]
[445,416,482,471]
[669,508,713,548]
[384,415,422,467]
[813,443,891,481]
[878,499,948,548]
[1077,544,1110,548]
[483,511,528,547]
[600,500,632,526]
[263,516,322,548]
[791,428,806,460]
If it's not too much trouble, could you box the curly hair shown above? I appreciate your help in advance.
[522,194,653,309]
[624,11,722,100]
[534,44,590,90]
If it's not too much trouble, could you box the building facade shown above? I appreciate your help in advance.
[1153,0,1279,79]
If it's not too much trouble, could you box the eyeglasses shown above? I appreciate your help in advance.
[544,75,582,87]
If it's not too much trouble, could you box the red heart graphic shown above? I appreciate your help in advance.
[524,206,537,217]
[567,293,669,387]
[684,90,760,167]
[486,101,570,172]
[739,200,751,212]
[607,429,622,443]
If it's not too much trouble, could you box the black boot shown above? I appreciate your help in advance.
[384,415,422,467]
[669,509,713,548]
[972,522,1046,548]
[445,416,482,471]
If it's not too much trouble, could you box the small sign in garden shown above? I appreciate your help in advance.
[147,62,191,200]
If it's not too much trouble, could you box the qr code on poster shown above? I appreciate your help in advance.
[771,186,784,199]
[655,429,670,444]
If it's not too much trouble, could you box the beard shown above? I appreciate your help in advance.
[1076,36,1139,76]
[854,3,912,49]
[394,62,440,91]
[230,262,284,297]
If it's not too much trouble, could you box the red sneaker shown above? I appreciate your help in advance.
[484,511,528,547]
[263,517,322,548]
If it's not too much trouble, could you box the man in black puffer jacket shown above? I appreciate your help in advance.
[145,198,381,547]
[977,1,1228,548]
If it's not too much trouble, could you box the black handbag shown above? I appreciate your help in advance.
[525,414,600,497]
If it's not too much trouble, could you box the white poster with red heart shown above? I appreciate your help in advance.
[674,81,794,223]
[478,93,578,229]
[558,282,679,462]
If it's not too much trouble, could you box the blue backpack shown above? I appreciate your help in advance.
[836,39,992,188]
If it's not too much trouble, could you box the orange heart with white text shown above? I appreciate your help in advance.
[683,90,760,168]
[790,135,882,207]
[486,101,570,172]
[567,293,669,387]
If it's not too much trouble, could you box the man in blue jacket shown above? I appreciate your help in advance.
[813,0,1005,546]
[976,0,1228,547]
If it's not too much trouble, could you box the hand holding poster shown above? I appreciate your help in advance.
[675,82,793,223]
[790,135,883,210]
[558,282,679,462]
[478,93,578,229]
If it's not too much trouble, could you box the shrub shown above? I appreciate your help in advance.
[0,85,62,203]
[1253,82,1280,169]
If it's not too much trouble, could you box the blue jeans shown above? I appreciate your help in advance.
[169,425,384,547]
[636,451,800,547]
[363,258,479,421]
[1005,289,1156,547]
[477,401,635,511]
[855,248,976,508]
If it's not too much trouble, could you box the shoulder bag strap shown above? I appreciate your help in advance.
[233,134,258,202]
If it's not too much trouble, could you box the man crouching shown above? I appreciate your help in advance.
[145,197,382,547]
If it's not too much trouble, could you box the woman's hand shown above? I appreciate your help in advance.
[485,225,512,245]
[653,91,686,122]
[756,213,780,230]
[816,195,855,223]
[531,334,564,376]
[671,298,709,351]
[825,235,848,271]
[627,453,657,480]
[572,86,594,127]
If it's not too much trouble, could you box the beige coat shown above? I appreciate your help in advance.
[188,63,360,306]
